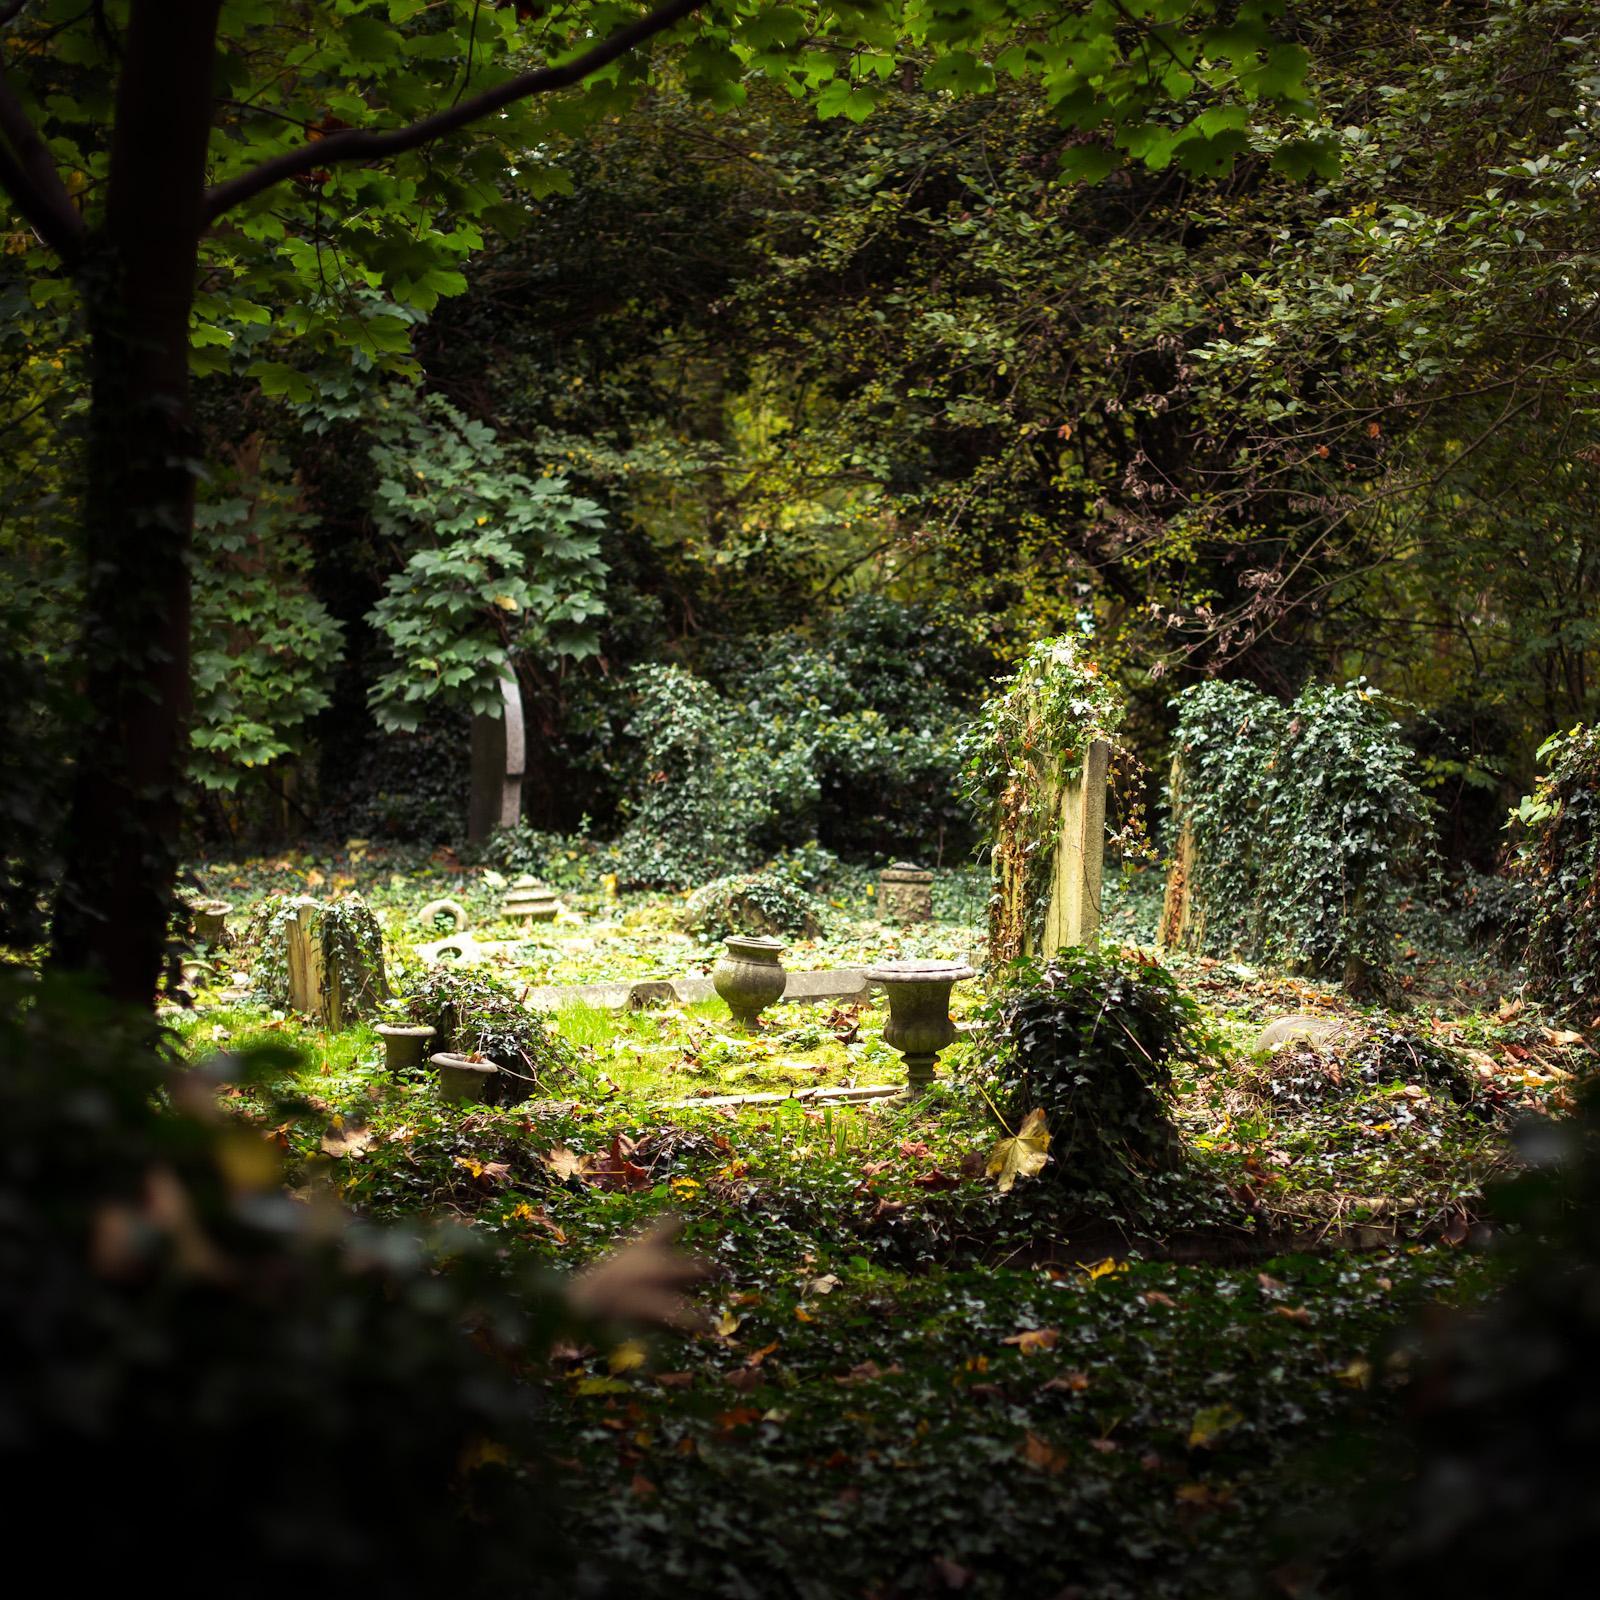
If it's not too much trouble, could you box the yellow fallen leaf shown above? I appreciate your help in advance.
[984,1108,1050,1194]
[1081,1256,1126,1282]
[1188,1403,1244,1449]
[608,1340,648,1374]
[1002,1327,1060,1354]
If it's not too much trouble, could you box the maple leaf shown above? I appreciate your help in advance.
[911,1167,961,1190]
[1020,1431,1070,1474]
[1187,1403,1245,1449]
[984,1108,1050,1193]
[541,1145,583,1181]
[1001,1327,1059,1354]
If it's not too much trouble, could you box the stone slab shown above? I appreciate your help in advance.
[1250,1014,1353,1055]
[662,1083,902,1110]
[524,981,640,1011]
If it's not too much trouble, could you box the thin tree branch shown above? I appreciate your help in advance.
[0,3,28,30]
[0,59,85,257]
[203,0,704,225]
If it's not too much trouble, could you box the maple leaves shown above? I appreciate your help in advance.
[984,1108,1051,1193]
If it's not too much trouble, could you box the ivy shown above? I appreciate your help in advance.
[189,451,343,791]
[960,636,1126,966]
[1169,679,1434,993]
[1511,724,1600,1006]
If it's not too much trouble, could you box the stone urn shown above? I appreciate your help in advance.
[189,897,233,946]
[433,1051,498,1105]
[866,958,975,1095]
[713,935,787,1032]
[504,875,561,923]
[878,863,934,924]
[376,1021,436,1074]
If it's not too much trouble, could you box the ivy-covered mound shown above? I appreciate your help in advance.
[1511,725,1600,1007]
[1165,680,1433,995]
[683,867,826,943]
[404,965,578,1100]
[981,946,1202,1210]
[962,635,1126,967]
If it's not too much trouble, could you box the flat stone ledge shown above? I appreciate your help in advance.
[661,1083,902,1110]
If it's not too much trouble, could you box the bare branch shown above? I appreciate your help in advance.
[0,4,28,31]
[0,59,86,258]
[203,0,703,225]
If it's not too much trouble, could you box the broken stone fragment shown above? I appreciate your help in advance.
[1250,1014,1352,1056]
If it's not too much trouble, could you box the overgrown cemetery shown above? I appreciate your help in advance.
[4,3,1599,1597]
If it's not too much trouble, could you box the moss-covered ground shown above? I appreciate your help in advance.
[167,844,1591,1598]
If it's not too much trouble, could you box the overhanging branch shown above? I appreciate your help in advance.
[203,0,703,225]
[0,58,86,259]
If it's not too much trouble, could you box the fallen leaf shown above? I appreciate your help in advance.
[1040,1371,1090,1394]
[1271,1305,1312,1325]
[1020,1431,1069,1474]
[320,1117,373,1159]
[911,1167,961,1190]
[1001,1327,1060,1354]
[807,1273,840,1296]
[984,1108,1050,1193]
[542,1145,583,1181]
[745,1339,780,1368]
[930,1555,973,1590]
[1187,1403,1245,1449]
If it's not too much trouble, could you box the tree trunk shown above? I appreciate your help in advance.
[47,1,222,1005]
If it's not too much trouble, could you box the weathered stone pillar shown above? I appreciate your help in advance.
[468,671,526,842]
[1036,737,1110,954]
[284,896,387,1030]
[878,862,934,923]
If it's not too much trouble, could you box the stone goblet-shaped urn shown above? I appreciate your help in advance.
[866,958,975,1096]
[713,935,788,1032]
[375,1021,436,1074]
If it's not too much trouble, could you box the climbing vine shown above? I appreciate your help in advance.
[1166,680,1434,994]
[242,893,387,1020]
[960,636,1126,967]
[1511,724,1600,1006]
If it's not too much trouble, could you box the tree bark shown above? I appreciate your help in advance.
[47,1,222,1005]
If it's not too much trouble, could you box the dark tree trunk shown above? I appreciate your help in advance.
[47,1,222,1006]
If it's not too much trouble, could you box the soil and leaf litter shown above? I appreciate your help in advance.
[166,843,1589,1599]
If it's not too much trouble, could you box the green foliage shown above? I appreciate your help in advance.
[981,945,1201,1200]
[242,892,386,1018]
[682,868,825,943]
[365,396,608,731]
[613,663,812,887]
[404,965,578,1095]
[1511,725,1600,1005]
[962,635,1126,965]
[189,452,343,790]
[1171,679,1434,992]
[0,970,567,1592]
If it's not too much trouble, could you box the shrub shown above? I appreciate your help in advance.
[0,971,568,1593]
[1511,725,1600,1005]
[683,869,825,942]
[980,946,1200,1199]
[612,664,812,888]
[1167,679,1434,995]
[404,965,578,1098]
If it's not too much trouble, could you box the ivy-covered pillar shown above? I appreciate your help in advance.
[971,638,1123,970]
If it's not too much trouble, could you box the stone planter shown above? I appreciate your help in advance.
[376,1022,436,1074]
[504,875,561,923]
[865,958,975,1095]
[433,1051,499,1105]
[878,863,934,924]
[713,935,787,1032]
[189,898,233,946]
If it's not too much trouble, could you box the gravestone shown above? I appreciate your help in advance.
[284,896,388,1030]
[878,863,934,923]
[993,737,1111,961]
[468,671,526,842]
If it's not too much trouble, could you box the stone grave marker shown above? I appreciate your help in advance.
[993,736,1111,961]
[878,862,934,923]
[284,896,388,1030]
[468,671,525,842]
